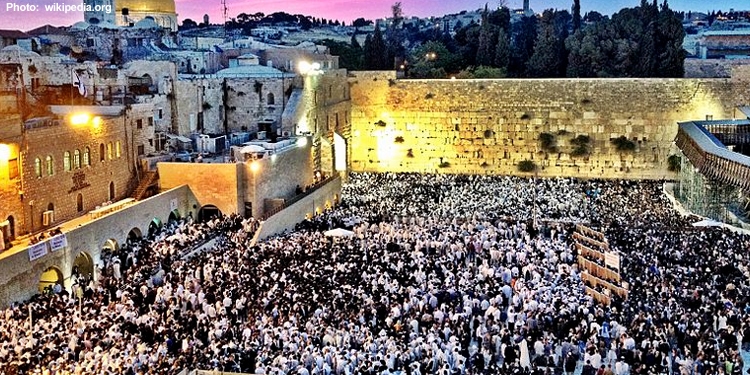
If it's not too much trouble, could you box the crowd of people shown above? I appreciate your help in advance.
[0,172,748,375]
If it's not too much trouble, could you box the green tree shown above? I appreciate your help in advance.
[476,7,498,66]
[572,0,582,32]
[527,10,561,77]
[494,27,511,71]
[363,26,389,70]
[408,41,459,78]
[385,2,406,70]
[509,16,537,77]
[655,0,686,77]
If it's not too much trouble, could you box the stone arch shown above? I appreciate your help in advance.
[73,251,94,283]
[267,92,275,105]
[197,204,221,222]
[38,266,63,294]
[168,209,180,223]
[127,227,143,243]
[102,238,119,253]
[148,217,162,237]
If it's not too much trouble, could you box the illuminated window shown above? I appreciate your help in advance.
[63,151,71,171]
[73,149,81,169]
[34,157,42,177]
[116,141,121,158]
[45,155,54,176]
[107,142,113,160]
[83,147,90,166]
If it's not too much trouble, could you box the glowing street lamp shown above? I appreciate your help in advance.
[70,113,91,125]
[0,143,10,161]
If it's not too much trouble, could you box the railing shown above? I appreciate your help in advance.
[261,175,339,220]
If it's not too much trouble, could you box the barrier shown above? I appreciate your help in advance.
[574,224,627,305]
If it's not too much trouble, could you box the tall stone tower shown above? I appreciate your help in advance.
[523,0,530,13]
[84,0,115,25]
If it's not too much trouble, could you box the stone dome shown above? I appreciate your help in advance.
[116,0,175,14]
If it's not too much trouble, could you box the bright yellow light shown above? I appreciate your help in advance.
[297,137,308,148]
[250,161,260,173]
[298,61,311,74]
[311,62,321,70]
[0,144,10,161]
[70,113,91,125]
[92,116,102,129]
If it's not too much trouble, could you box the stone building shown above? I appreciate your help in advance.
[84,0,178,31]
[698,30,750,59]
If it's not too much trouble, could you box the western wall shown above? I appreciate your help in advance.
[348,69,750,179]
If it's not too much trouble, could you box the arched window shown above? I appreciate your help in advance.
[45,155,54,176]
[267,92,275,105]
[76,193,84,212]
[34,157,42,177]
[99,143,105,161]
[107,142,113,160]
[109,181,115,200]
[83,147,90,166]
[116,141,121,158]
[63,152,71,171]
[73,149,81,169]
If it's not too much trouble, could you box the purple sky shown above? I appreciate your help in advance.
[2,0,749,31]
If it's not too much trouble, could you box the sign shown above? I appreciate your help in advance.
[68,170,91,193]
[604,252,620,270]
[28,242,49,261]
[170,198,178,211]
[49,234,68,252]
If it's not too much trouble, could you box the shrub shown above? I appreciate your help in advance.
[539,132,555,151]
[520,113,531,120]
[571,135,591,146]
[612,136,636,152]
[374,120,386,127]
[484,129,494,138]
[518,160,536,172]
[406,149,414,158]
[667,155,681,172]
[438,161,450,168]
[394,136,404,143]
[202,102,212,110]
[425,93,434,100]
[571,145,589,157]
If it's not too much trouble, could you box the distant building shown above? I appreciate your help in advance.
[698,30,750,59]
[83,0,178,31]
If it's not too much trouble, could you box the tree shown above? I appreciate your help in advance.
[180,18,198,30]
[494,27,511,71]
[509,16,537,77]
[352,18,372,28]
[656,0,686,77]
[526,10,561,77]
[476,7,498,66]
[363,27,389,70]
[408,41,459,78]
[572,0,582,32]
[385,2,406,71]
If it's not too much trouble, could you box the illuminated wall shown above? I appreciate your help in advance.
[349,71,749,179]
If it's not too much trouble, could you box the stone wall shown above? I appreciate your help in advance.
[158,162,243,216]
[348,71,749,179]
[0,186,195,308]
[253,177,342,242]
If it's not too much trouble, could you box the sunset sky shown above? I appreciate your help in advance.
[2,0,748,31]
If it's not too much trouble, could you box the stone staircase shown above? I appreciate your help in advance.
[131,170,159,201]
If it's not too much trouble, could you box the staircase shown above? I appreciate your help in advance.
[132,170,159,201]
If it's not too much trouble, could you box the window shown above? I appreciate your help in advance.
[116,141,121,158]
[34,158,42,177]
[136,119,143,129]
[158,108,163,119]
[109,182,115,200]
[83,147,90,166]
[8,158,18,179]
[148,138,153,147]
[107,142,113,160]
[46,155,54,176]
[267,93,275,105]
[99,143,105,161]
[137,144,145,156]
[63,152,71,171]
[86,38,95,47]
[148,117,153,126]
[73,149,81,169]
[76,193,84,212]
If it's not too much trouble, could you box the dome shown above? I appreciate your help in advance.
[116,0,175,14]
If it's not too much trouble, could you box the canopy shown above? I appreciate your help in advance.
[324,228,355,238]
[240,145,266,154]
[691,219,722,227]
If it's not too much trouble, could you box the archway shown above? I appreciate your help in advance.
[168,209,180,223]
[38,266,63,294]
[6,215,14,239]
[76,193,84,212]
[72,252,94,283]
[334,132,348,172]
[127,227,143,243]
[102,238,118,253]
[197,204,221,222]
[148,218,162,237]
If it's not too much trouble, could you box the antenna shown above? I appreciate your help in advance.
[221,0,228,37]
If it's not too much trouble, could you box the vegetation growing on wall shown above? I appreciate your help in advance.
[518,160,536,172]
[668,154,681,172]
[570,134,591,157]
[612,136,636,152]
[539,132,556,152]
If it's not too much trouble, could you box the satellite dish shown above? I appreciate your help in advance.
[71,45,83,54]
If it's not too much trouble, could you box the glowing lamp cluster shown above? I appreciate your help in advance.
[298,61,322,76]
[70,113,91,125]
[0,143,11,161]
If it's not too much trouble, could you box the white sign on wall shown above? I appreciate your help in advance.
[28,242,49,262]
[49,235,68,252]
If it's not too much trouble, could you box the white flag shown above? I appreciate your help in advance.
[72,70,87,97]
